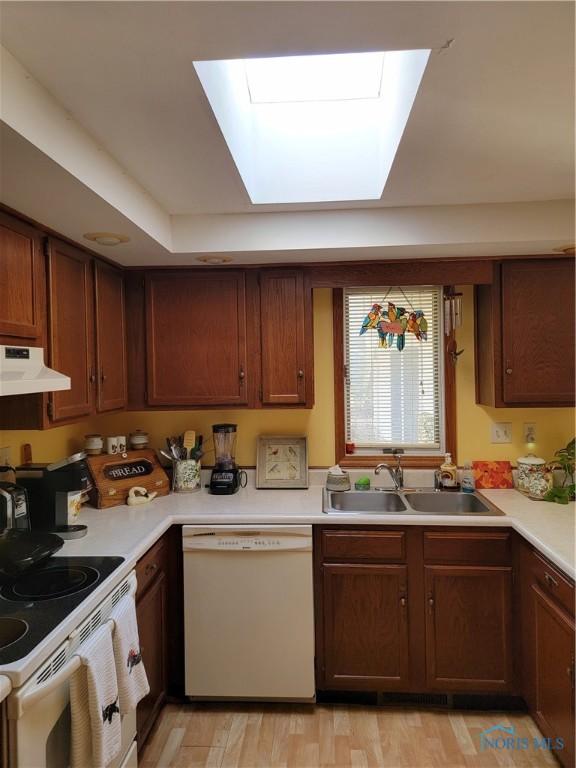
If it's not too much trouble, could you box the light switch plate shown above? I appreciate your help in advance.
[0,446,11,466]
[491,423,512,443]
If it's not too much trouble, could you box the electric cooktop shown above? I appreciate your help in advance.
[0,555,124,664]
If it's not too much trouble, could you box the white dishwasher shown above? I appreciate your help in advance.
[182,525,315,701]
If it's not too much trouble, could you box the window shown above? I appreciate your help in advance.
[339,286,451,464]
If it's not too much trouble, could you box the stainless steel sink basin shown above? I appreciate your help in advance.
[403,492,501,515]
[325,490,407,513]
[322,488,504,516]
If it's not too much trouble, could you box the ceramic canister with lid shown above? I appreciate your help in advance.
[516,454,552,499]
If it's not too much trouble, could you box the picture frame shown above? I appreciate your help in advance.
[256,436,309,489]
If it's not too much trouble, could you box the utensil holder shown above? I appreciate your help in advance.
[173,459,201,493]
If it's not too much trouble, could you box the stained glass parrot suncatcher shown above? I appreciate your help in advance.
[359,300,428,351]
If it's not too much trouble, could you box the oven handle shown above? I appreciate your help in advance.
[8,578,137,720]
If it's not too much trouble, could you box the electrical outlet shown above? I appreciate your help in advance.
[0,446,11,466]
[491,423,512,444]
[524,422,537,444]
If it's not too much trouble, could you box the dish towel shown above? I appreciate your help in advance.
[110,593,150,714]
[70,623,122,768]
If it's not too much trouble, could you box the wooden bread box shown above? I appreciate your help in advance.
[86,449,170,509]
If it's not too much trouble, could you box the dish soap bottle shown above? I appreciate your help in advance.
[461,462,476,493]
[440,453,458,488]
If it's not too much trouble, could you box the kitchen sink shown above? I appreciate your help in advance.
[403,492,500,515]
[323,489,504,516]
[325,490,407,513]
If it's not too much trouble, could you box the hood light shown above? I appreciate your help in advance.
[83,232,130,246]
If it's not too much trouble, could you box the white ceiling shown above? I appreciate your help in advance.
[0,1,574,265]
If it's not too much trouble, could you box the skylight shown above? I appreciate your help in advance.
[193,50,430,205]
[244,52,385,103]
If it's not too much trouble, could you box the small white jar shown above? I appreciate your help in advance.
[84,434,103,455]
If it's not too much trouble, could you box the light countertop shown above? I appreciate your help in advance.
[1,477,573,686]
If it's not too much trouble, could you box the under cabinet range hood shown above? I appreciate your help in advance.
[0,345,70,396]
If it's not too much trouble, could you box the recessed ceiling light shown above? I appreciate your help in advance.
[83,232,130,246]
[195,255,233,265]
[553,245,575,256]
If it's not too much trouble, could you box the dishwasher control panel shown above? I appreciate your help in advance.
[182,525,312,552]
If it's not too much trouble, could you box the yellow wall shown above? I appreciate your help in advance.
[1,286,573,467]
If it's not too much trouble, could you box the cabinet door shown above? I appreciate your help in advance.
[321,563,409,689]
[0,212,44,341]
[425,565,513,691]
[136,571,167,750]
[94,262,127,412]
[146,271,248,405]
[47,239,95,421]
[260,270,310,405]
[533,585,575,768]
[502,259,575,404]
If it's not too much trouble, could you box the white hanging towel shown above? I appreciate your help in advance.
[70,623,122,768]
[110,592,150,714]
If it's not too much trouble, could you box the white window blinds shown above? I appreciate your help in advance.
[344,287,444,453]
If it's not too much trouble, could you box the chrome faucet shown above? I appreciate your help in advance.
[374,449,404,490]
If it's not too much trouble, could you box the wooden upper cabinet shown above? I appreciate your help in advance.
[260,270,313,406]
[0,212,45,342]
[94,261,127,412]
[47,239,95,422]
[321,563,410,690]
[476,258,575,407]
[424,565,513,692]
[145,271,249,406]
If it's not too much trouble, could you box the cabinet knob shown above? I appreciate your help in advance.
[89,369,96,385]
[505,368,513,375]
[297,370,304,379]
[100,370,107,383]
[428,596,434,613]
[239,367,245,382]
[400,596,407,607]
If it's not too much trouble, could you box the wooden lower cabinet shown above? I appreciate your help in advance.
[136,537,168,750]
[424,565,513,691]
[316,527,514,694]
[321,563,410,689]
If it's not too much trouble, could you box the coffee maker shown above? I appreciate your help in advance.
[16,452,90,538]
[209,424,246,495]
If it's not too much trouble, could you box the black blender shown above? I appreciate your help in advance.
[209,424,246,495]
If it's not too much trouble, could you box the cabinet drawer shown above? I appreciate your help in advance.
[423,531,511,565]
[532,551,574,617]
[321,531,406,562]
[136,535,167,597]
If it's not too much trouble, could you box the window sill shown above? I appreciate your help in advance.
[338,455,445,469]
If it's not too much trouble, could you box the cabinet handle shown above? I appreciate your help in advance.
[544,572,558,588]
[297,369,304,379]
[239,367,245,383]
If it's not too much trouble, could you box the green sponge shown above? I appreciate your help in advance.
[354,476,371,490]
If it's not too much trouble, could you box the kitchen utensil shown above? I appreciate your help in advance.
[183,431,196,459]
[0,529,64,583]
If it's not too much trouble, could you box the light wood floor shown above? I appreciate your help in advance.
[140,702,558,768]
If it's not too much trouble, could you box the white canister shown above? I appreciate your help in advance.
[106,436,119,455]
[84,434,103,455]
[116,435,127,454]
[130,430,149,450]
[516,455,552,499]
